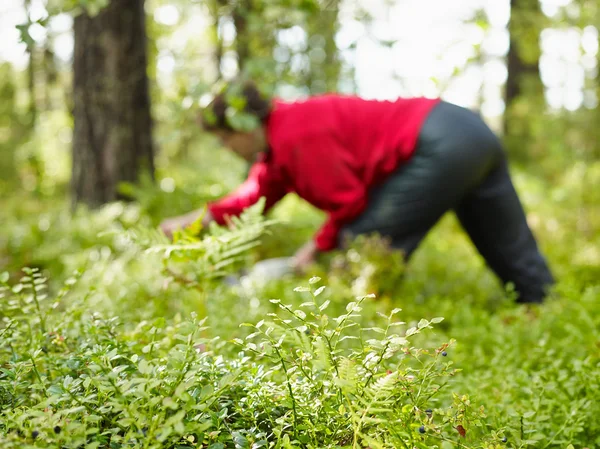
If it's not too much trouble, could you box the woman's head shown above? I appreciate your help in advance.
[200,80,272,162]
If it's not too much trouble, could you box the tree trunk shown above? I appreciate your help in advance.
[209,0,227,80]
[305,0,341,94]
[24,0,37,126]
[72,0,154,208]
[232,0,252,72]
[321,0,341,93]
[505,0,543,133]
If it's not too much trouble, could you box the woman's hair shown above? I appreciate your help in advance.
[200,80,272,132]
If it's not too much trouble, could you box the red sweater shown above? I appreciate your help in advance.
[208,95,440,251]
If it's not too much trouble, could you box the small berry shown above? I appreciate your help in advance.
[425,409,433,414]
[441,351,448,357]
[31,430,39,439]
[502,437,508,443]
[418,425,426,434]
[53,425,61,434]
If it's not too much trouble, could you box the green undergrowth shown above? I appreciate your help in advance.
[0,158,599,448]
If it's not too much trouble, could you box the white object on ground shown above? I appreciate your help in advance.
[247,257,295,281]
[223,257,295,287]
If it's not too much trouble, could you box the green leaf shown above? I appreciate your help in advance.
[319,299,330,311]
[138,359,152,375]
[163,397,178,410]
[405,327,418,337]
[232,431,250,449]
[417,319,430,329]
[294,310,306,320]
[226,109,260,132]
[0,272,8,283]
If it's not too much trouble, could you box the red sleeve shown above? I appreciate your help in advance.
[314,200,367,252]
[295,136,368,252]
[207,159,288,225]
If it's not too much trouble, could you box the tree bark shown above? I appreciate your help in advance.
[305,0,341,94]
[72,0,154,208]
[24,0,37,126]
[209,0,227,80]
[505,0,543,133]
[232,0,252,72]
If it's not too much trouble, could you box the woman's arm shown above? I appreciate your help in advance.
[292,239,319,272]
[160,158,287,239]
[208,160,288,225]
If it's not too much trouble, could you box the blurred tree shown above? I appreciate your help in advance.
[207,0,226,80]
[71,0,154,208]
[504,0,545,143]
[24,0,38,126]
[232,0,252,72]
[304,0,341,93]
[0,64,28,190]
[506,0,543,105]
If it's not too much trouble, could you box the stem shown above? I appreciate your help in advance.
[273,345,298,439]
[0,321,14,340]
[29,355,48,398]
[168,334,194,397]
[540,410,574,449]
[363,340,390,389]
[520,415,524,441]
[30,281,46,335]
[66,386,127,433]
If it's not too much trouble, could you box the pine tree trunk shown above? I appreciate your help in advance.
[321,0,341,93]
[233,0,252,72]
[72,0,154,208]
[24,0,37,126]
[210,0,227,80]
[505,0,543,134]
[305,0,341,94]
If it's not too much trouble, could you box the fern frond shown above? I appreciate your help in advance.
[335,357,359,393]
[123,198,275,284]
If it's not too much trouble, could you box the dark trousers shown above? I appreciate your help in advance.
[341,101,555,303]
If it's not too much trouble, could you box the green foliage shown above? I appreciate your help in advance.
[126,198,275,290]
[0,64,32,193]
[326,235,407,299]
[0,268,502,449]
[201,79,265,132]
[1,0,599,447]
[46,0,110,17]
[1,159,599,448]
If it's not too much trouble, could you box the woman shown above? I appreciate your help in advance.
[160,81,554,303]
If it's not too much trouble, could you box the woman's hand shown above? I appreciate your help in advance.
[292,240,319,273]
[160,210,213,239]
